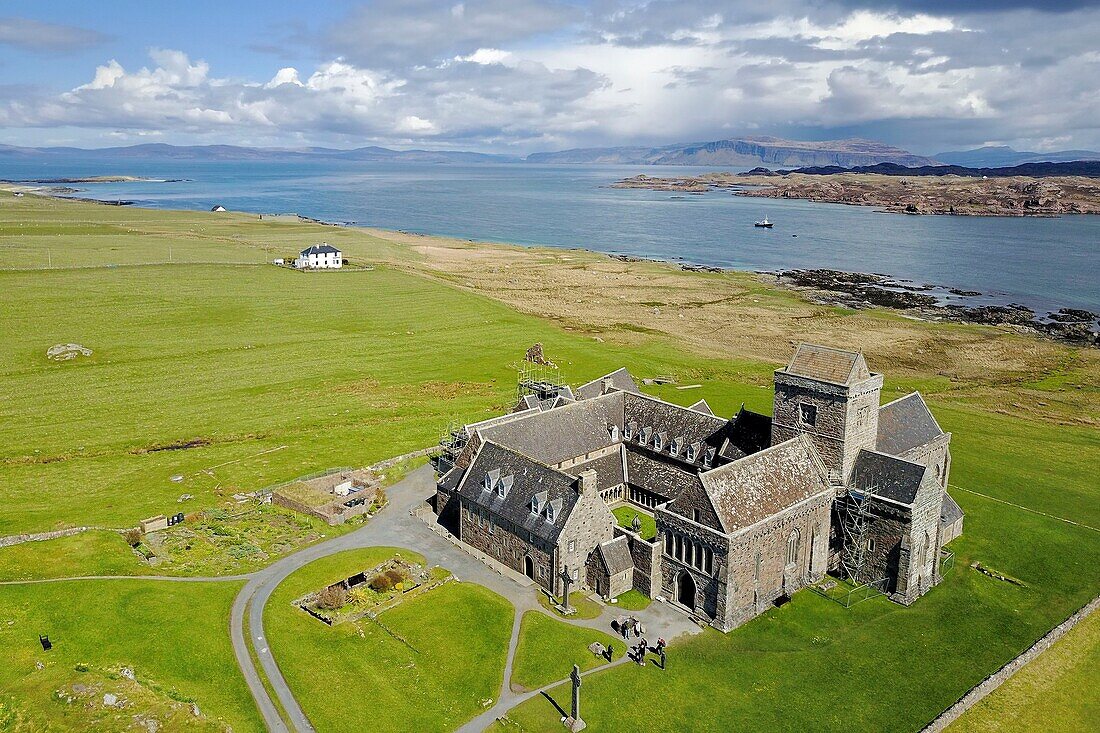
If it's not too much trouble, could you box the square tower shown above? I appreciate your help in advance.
[771,344,883,482]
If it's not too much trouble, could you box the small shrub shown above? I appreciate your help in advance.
[74,663,89,673]
[384,568,407,586]
[315,584,347,610]
[369,573,393,592]
[123,528,142,547]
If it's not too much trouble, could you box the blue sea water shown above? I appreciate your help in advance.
[4,158,1097,314]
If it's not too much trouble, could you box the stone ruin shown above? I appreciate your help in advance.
[47,343,93,361]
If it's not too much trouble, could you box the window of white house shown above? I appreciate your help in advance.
[572,568,579,581]
[799,403,817,426]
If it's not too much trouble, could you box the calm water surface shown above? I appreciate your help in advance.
[4,158,1097,314]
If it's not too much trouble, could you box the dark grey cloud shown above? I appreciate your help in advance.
[0,17,109,52]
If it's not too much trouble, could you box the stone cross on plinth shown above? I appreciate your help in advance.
[560,566,574,613]
[563,663,586,731]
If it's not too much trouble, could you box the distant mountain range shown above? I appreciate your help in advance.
[0,136,938,169]
[4,138,1099,170]
[526,136,940,167]
[934,145,1100,167]
[0,142,515,164]
[762,161,1100,179]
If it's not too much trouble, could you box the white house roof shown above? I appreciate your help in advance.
[299,244,341,256]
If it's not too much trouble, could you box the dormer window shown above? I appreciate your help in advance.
[530,496,540,515]
[654,432,665,451]
[497,475,513,498]
[640,426,652,446]
[670,437,682,456]
[545,504,555,522]
[686,443,699,463]
[703,446,716,468]
[624,422,636,440]
[608,424,620,441]
[483,474,493,491]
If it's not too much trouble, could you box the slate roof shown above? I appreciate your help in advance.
[877,392,945,456]
[940,491,964,525]
[625,450,702,503]
[299,243,341,256]
[477,391,625,466]
[699,435,830,533]
[456,441,579,543]
[783,343,871,384]
[438,465,464,493]
[596,535,634,576]
[717,407,773,461]
[624,392,728,447]
[575,368,641,400]
[848,449,936,506]
[688,399,714,415]
[563,449,626,491]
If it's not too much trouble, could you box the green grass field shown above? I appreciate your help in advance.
[613,506,657,540]
[947,610,1100,733]
[2,192,1097,731]
[510,612,624,692]
[262,548,514,732]
[0,578,260,732]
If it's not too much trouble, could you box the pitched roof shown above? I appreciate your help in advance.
[476,390,625,466]
[299,243,341,256]
[624,392,728,447]
[688,398,714,416]
[699,435,830,533]
[575,368,640,400]
[876,392,944,456]
[849,449,937,506]
[940,491,964,525]
[717,406,773,461]
[596,535,634,576]
[563,448,626,492]
[456,441,579,543]
[783,343,871,384]
[625,450,702,503]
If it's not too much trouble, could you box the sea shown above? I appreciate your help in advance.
[4,158,1098,316]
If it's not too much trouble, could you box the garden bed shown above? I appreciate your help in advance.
[295,555,452,625]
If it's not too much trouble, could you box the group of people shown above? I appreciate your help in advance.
[612,615,666,668]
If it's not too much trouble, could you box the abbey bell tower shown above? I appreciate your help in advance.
[771,343,883,483]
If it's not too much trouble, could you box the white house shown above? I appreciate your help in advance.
[294,244,343,270]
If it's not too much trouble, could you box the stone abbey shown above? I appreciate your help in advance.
[432,344,963,632]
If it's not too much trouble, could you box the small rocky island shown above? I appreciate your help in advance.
[613,171,1100,216]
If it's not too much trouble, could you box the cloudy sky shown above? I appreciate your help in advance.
[1,0,1098,154]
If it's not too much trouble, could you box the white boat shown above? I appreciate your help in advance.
[754,217,773,228]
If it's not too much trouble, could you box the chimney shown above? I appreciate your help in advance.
[577,469,597,495]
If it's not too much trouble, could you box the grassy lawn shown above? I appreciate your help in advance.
[612,589,652,611]
[947,610,1100,733]
[0,578,260,732]
[536,590,604,620]
[263,548,514,733]
[612,506,657,540]
[510,612,624,692]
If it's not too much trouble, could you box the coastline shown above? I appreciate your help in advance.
[14,186,1098,346]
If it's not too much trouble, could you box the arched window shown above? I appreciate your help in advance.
[704,547,713,574]
[785,529,800,568]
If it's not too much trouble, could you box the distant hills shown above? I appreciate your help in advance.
[5,138,1100,170]
[935,145,1100,167]
[761,161,1100,178]
[0,142,516,164]
[527,136,940,168]
[0,136,938,169]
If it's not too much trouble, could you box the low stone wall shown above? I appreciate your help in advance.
[921,594,1100,732]
[0,526,98,549]
[367,446,436,472]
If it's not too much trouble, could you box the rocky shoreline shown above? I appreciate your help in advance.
[612,172,1100,216]
[773,269,1097,345]
[607,254,1098,346]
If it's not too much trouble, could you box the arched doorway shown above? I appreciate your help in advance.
[676,571,696,610]
[524,555,535,580]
